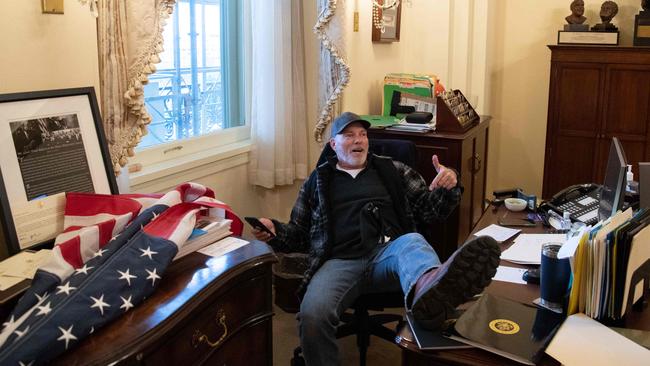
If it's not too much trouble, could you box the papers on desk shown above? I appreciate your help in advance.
[0,250,51,290]
[173,217,232,261]
[385,123,434,133]
[473,224,521,243]
[493,266,528,284]
[565,208,650,320]
[545,313,650,366]
[198,237,250,258]
[500,234,566,265]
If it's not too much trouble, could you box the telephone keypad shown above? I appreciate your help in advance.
[554,191,601,226]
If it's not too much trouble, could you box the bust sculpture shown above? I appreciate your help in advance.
[566,0,587,24]
[592,1,619,31]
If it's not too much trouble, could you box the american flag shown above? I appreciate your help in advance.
[0,182,242,365]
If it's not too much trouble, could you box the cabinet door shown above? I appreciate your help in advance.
[471,127,488,229]
[599,65,650,179]
[544,63,605,198]
[413,142,461,261]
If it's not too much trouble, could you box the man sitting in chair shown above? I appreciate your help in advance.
[252,112,500,366]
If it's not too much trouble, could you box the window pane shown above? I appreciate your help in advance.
[140,0,243,150]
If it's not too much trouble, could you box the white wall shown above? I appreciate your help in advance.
[487,0,643,198]
[0,1,99,94]
[341,0,451,115]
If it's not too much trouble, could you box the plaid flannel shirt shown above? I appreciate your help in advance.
[269,154,461,294]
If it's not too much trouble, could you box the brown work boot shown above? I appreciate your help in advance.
[411,236,500,330]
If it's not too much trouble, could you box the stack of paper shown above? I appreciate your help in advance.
[385,121,434,133]
[0,250,51,290]
[500,234,566,265]
[173,217,232,261]
[198,237,250,258]
[562,207,650,321]
[473,224,521,243]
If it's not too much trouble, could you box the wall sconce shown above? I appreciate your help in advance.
[42,0,64,14]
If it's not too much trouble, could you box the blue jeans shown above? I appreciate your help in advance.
[298,233,441,366]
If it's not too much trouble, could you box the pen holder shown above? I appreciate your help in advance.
[539,243,571,313]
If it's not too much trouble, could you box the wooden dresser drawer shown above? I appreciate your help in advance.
[201,320,271,365]
[146,273,272,365]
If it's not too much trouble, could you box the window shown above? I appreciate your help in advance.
[138,0,247,157]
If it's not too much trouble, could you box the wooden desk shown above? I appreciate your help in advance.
[53,241,276,366]
[396,206,650,365]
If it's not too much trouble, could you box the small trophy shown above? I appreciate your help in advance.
[564,0,589,31]
[634,0,650,45]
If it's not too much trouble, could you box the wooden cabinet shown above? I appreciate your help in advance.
[368,117,490,260]
[543,45,650,198]
[53,242,276,366]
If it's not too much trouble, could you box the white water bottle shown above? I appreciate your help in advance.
[561,211,572,231]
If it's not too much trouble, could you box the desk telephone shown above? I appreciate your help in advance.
[542,183,601,225]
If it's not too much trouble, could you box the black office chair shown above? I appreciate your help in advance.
[291,139,418,366]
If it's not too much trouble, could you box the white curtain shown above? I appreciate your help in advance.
[248,0,309,189]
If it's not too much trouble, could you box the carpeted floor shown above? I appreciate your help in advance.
[271,303,404,366]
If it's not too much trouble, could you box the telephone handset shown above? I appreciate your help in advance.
[549,183,600,206]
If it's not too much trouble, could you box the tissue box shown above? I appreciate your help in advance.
[382,73,444,116]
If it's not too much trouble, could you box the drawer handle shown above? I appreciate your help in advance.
[192,309,228,348]
[471,154,482,174]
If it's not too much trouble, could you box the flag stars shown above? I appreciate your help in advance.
[34,292,49,303]
[145,268,161,286]
[117,269,137,286]
[2,316,16,330]
[74,264,94,276]
[93,248,108,258]
[90,294,110,316]
[14,325,30,339]
[56,282,76,296]
[35,302,52,316]
[120,295,134,312]
[57,325,77,350]
[140,246,158,260]
[151,212,159,221]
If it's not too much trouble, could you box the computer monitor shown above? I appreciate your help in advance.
[640,162,650,209]
[598,137,628,221]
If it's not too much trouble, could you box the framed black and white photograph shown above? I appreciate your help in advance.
[0,87,117,254]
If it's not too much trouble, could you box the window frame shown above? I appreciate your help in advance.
[131,0,249,174]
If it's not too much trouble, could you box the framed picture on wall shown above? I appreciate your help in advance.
[0,87,118,254]
[372,0,402,43]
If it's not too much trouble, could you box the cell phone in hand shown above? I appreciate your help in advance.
[244,216,275,238]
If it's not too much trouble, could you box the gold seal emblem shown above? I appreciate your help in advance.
[488,319,520,335]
